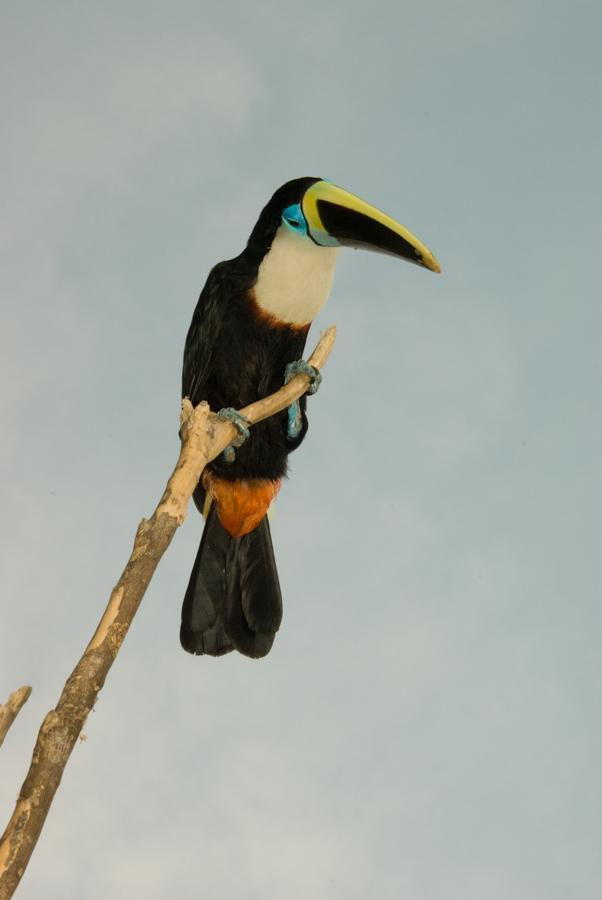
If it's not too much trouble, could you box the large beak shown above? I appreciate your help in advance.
[302,180,441,273]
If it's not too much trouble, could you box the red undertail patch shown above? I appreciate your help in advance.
[203,472,281,538]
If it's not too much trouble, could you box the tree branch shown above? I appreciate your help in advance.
[0,689,32,750]
[0,325,336,899]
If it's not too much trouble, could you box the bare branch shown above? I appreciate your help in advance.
[0,326,336,899]
[0,689,32,749]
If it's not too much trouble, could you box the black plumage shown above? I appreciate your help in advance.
[181,178,320,658]
[180,507,282,658]
[182,257,310,481]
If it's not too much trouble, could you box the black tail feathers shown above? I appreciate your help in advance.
[180,506,283,658]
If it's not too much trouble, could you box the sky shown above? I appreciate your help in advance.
[1,1,600,897]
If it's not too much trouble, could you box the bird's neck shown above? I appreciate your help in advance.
[252,226,339,326]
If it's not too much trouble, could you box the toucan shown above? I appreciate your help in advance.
[181,177,440,658]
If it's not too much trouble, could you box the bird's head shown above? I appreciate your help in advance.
[247,177,440,273]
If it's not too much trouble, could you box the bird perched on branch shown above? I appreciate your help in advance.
[181,178,440,658]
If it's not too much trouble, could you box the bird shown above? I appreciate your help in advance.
[180,177,440,659]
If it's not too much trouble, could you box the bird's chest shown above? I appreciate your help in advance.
[206,298,307,410]
[252,227,338,326]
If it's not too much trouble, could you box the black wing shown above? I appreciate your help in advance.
[182,262,230,407]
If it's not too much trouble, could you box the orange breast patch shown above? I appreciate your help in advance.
[248,289,311,334]
[203,472,281,538]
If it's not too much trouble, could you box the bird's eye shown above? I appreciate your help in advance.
[281,203,307,234]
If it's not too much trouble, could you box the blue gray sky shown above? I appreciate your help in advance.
[1,1,600,897]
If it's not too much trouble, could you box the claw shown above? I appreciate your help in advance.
[284,359,322,395]
[217,408,251,463]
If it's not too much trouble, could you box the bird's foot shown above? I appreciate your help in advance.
[284,359,322,395]
[217,408,251,464]
[284,360,322,440]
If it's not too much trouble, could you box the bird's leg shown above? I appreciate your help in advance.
[217,408,251,463]
[284,360,322,440]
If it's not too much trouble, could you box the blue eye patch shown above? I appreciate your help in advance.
[281,203,308,235]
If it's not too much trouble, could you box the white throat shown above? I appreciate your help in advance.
[253,226,339,325]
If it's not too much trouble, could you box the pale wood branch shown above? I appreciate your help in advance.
[0,326,336,899]
[0,689,32,750]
